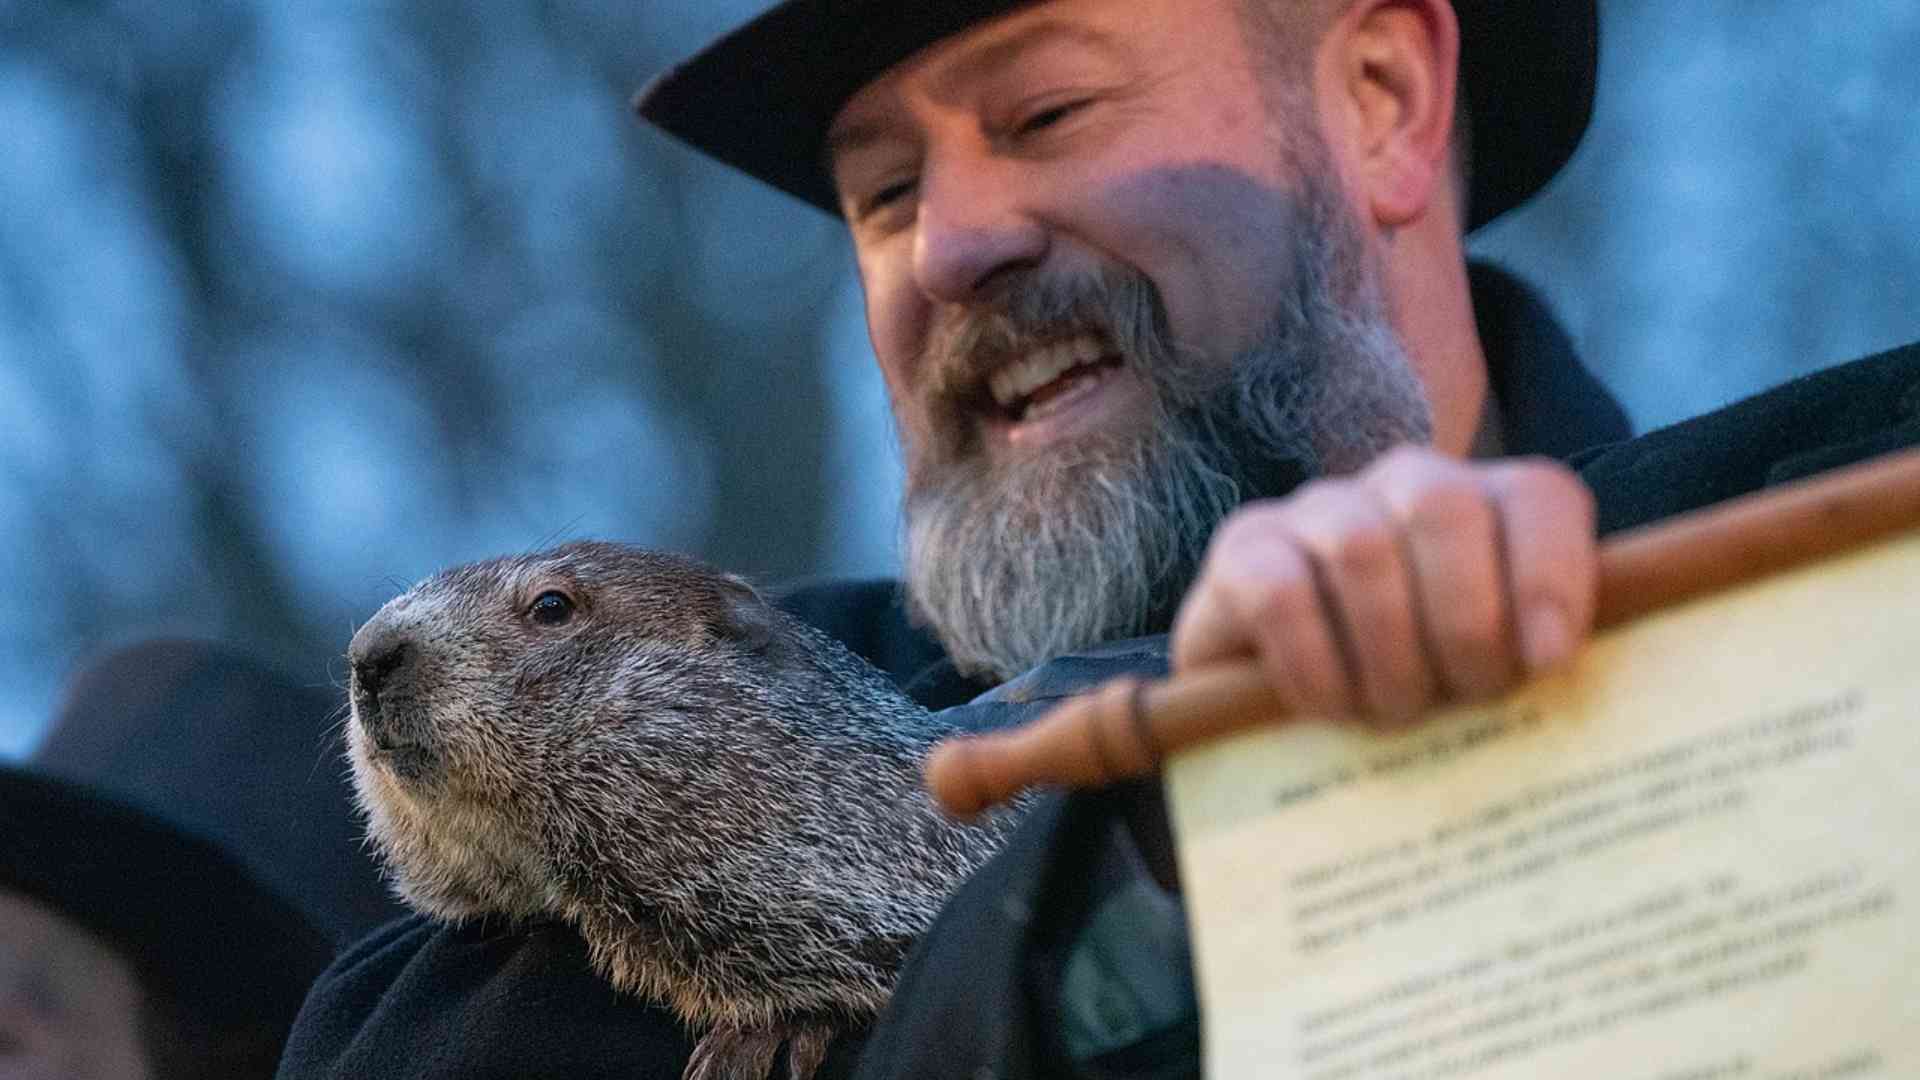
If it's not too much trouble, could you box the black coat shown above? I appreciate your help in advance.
[275,332,1920,1079]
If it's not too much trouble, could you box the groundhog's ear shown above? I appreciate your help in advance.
[713,573,777,652]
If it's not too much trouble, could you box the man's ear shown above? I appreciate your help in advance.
[1320,0,1460,229]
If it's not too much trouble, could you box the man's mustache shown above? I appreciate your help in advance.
[920,267,1169,411]
[909,267,1185,473]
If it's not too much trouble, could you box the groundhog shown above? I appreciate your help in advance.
[344,541,1025,1080]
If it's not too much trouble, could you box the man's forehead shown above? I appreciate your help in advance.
[827,5,1135,152]
[636,0,1599,229]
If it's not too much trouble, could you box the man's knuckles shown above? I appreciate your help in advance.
[1204,500,1294,562]
[1394,474,1499,548]
[1260,482,1402,588]
[1315,515,1403,592]
[1171,540,1311,663]
[1364,442,1470,485]
[1487,456,1595,521]
[1178,448,1599,717]
[1215,547,1321,637]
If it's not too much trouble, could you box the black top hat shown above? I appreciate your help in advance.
[0,639,407,1075]
[635,0,1597,231]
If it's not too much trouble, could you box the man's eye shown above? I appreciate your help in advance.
[1015,99,1088,135]
[861,177,918,216]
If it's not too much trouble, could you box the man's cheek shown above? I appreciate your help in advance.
[864,280,931,394]
[1079,160,1307,355]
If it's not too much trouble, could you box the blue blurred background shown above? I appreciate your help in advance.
[3,1,1917,753]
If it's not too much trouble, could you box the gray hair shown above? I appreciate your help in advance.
[902,169,1430,680]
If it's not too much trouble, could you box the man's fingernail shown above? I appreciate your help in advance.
[1522,606,1573,674]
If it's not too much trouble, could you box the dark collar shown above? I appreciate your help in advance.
[1574,338,1920,535]
[1470,259,1632,458]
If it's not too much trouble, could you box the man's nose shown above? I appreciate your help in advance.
[910,157,1048,303]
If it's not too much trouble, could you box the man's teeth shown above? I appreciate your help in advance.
[987,336,1108,411]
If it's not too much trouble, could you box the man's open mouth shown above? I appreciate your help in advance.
[985,332,1123,422]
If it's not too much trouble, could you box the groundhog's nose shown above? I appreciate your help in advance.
[349,626,412,702]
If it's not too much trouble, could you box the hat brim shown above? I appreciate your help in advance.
[0,766,334,1033]
[636,0,1596,231]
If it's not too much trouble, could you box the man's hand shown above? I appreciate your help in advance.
[1171,445,1598,724]
[922,445,1599,817]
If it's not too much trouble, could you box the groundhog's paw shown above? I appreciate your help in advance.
[685,1023,833,1080]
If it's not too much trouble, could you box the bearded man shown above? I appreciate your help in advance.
[278,0,1920,1077]
[634,0,1624,730]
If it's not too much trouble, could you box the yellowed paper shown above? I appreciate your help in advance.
[1166,530,1920,1080]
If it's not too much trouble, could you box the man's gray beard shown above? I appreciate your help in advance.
[903,177,1433,682]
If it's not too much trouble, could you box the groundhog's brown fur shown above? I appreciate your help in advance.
[344,541,1023,1080]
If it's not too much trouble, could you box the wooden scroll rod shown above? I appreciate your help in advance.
[924,444,1920,819]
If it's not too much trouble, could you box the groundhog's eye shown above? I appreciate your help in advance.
[528,590,576,627]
